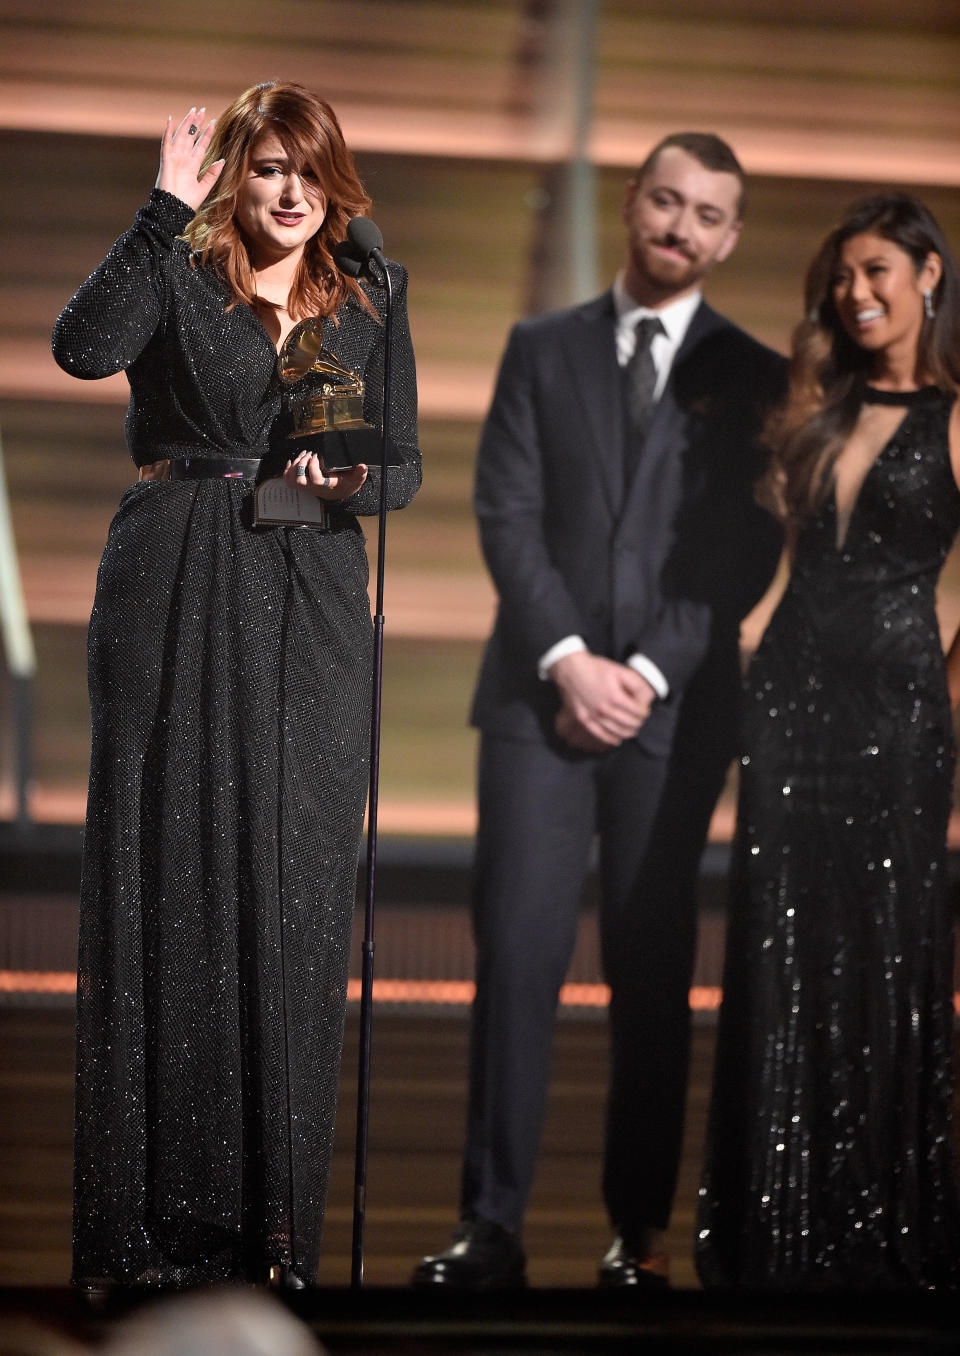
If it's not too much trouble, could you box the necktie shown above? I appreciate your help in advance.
[624,315,664,441]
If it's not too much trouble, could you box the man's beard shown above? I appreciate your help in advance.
[635,238,702,292]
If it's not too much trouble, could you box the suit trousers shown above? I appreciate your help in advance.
[462,667,737,1239]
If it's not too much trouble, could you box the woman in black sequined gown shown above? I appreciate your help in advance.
[51,83,420,1289]
[698,195,960,1290]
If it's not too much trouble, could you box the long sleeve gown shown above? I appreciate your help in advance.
[51,188,421,1287]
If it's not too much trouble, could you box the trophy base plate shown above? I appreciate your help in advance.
[286,426,404,469]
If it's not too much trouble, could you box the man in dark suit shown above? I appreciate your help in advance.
[413,133,786,1289]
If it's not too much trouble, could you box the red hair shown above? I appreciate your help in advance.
[183,81,374,319]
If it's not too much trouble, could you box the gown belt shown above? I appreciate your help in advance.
[138,456,276,482]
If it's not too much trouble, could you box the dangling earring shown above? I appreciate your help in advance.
[923,289,936,320]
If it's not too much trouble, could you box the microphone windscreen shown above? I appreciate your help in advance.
[346,216,384,256]
[332,239,364,276]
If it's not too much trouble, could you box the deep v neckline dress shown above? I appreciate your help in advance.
[697,385,960,1291]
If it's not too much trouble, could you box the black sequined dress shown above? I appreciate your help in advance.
[697,386,960,1291]
[52,190,420,1287]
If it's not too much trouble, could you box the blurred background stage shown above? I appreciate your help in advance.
[1,0,960,1331]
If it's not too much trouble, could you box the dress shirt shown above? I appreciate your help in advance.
[612,276,701,401]
[537,279,703,699]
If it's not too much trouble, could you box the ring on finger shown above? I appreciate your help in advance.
[188,124,199,137]
[295,465,308,479]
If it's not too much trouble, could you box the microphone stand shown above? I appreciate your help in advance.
[351,250,393,1290]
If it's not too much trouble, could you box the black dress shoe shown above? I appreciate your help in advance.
[598,1233,670,1289]
[412,1220,527,1290]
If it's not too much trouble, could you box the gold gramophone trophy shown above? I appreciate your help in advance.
[253,319,381,529]
[278,317,376,445]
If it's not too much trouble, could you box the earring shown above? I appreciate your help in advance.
[924,289,936,320]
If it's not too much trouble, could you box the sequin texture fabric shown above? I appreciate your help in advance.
[52,190,421,1287]
[697,387,960,1290]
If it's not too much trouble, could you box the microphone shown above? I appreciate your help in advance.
[347,216,385,268]
[334,217,387,285]
[336,212,399,1289]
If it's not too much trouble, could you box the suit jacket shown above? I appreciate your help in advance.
[470,290,786,757]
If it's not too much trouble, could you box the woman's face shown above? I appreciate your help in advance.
[235,133,327,265]
[831,230,939,362]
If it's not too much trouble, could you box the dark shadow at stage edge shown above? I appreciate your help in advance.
[1,1286,959,1354]
[6,820,960,916]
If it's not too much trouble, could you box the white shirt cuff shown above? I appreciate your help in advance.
[538,635,587,681]
[626,652,669,700]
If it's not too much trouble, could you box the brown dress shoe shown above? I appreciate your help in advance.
[598,1232,670,1289]
[412,1220,527,1291]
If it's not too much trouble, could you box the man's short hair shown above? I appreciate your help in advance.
[634,132,746,217]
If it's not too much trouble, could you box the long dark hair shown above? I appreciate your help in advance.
[760,193,960,525]
[183,81,373,319]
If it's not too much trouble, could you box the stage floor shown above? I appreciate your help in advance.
[0,1005,712,1291]
[3,1008,960,1352]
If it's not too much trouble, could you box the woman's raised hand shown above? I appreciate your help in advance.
[155,108,225,211]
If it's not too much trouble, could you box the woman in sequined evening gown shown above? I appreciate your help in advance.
[697,194,960,1290]
[51,83,420,1289]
